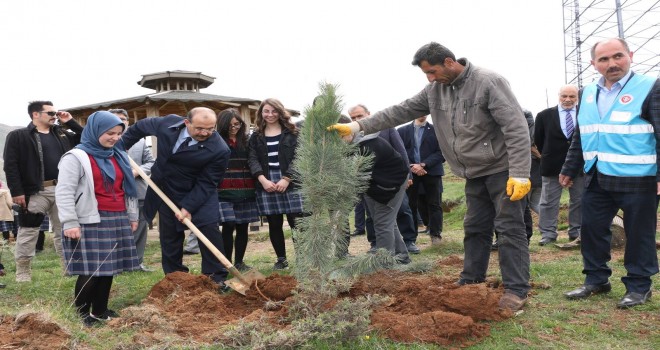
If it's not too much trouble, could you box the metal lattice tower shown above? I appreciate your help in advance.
[563,0,659,88]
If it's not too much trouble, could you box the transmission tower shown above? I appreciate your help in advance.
[563,0,659,88]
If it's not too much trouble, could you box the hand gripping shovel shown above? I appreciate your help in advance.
[129,158,264,295]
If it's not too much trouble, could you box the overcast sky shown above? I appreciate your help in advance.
[1,0,568,127]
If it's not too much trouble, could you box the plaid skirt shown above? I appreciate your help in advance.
[218,200,259,224]
[256,169,304,216]
[0,221,12,232]
[62,210,139,276]
[40,215,50,231]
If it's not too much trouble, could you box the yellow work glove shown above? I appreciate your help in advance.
[326,121,360,137]
[506,177,531,201]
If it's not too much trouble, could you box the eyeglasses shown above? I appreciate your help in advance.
[40,111,57,117]
[192,127,216,133]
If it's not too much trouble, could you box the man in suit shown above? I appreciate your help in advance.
[110,109,155,271]
[561,38,659,308]
[122,107,231,290]
[534,85,584,246]
[398,115,445,246]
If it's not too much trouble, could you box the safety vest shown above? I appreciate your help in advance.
[579,73,656,177]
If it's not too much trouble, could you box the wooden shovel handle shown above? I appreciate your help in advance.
[128,158,236,272]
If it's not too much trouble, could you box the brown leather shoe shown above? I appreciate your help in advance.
[498,292,527,312]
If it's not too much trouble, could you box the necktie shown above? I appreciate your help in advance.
[565,110,574,139]
[176,137,191,153]
[414,126,423,163]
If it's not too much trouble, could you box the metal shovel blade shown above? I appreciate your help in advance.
[225,268,267,295]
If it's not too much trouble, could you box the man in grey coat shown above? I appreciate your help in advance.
[329,42,531,311]
[111,109,155,272]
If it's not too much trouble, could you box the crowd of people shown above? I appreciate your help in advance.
[0,37,657,327]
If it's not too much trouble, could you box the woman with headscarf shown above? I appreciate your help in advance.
[56,111,139,327]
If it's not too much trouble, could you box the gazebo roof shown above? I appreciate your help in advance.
[137,70,216,90]
[65,90,260,111]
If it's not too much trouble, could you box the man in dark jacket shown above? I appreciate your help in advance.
[535,85,583,245]
[122,107,231,291]
[398,115,445,246]
[348,104,418,254]
[3,101,82,282]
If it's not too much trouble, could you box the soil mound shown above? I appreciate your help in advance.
[0,312,70,349]
[117,270,511,347]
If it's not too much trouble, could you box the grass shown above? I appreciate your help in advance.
[0,174,658,349]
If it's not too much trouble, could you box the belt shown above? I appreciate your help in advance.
[43,179,58,187]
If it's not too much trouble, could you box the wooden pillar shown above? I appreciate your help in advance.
[240,105,252,130]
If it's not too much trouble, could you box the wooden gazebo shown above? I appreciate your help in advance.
[65,70,293,127]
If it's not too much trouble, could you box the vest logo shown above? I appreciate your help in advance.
[619,94,633,104]
[586,94,595,104]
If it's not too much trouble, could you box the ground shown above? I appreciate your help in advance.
[0,220,656,349]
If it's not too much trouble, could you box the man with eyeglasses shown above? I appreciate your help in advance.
[109,109,155,272]
[122,107,232,292]
[3,100,83,282]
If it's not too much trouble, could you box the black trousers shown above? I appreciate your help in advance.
[158,206,228,282]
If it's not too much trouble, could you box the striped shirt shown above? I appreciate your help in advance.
[266,134,281,169]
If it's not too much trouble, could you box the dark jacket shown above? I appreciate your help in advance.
[534,106,576,177]
[356,133,409,204]
[397,121,445,176]
[122,115,230,227]
[247,128,299,190]
[3,120,83,197]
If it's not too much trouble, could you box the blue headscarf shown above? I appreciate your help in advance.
[76,111,137,198]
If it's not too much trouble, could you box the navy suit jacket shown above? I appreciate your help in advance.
[122,115,230,227]
[397,122,445,176]
[534,106,574,177]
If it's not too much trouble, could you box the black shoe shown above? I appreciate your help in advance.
[82,315,100,327]
[564,282,612,299]
[405,242,421,254]
[538,237,557,246]
[455,278,485,286]
[183,249,199,255]
[568,235,580,242]
[396,256,412,265]
[273,258,289,270]
[0,282,5,289]
[234,262,251,272]
[617,290,652,309]
[350,230,365,237]
[217,281,231,293]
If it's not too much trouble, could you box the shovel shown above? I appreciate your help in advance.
[129,158,265,295]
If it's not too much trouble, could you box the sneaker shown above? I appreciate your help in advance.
[90,309,119,321]
[82,315,100,327]
[139,264,153,272]
[491,239,499,251]
[234,262,251,272]
[431,236,442,246]
[273,258,289,270]
[405,242,421,254]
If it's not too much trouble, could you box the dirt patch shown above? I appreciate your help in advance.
[0,313,70,349]
[103,269,511,348]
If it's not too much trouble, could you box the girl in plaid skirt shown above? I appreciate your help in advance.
[56,111,139,326]
[216,109,259,272]
[248,99,303,270]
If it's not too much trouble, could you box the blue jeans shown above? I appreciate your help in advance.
[462,171,530,297]
[580,177,658,293]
